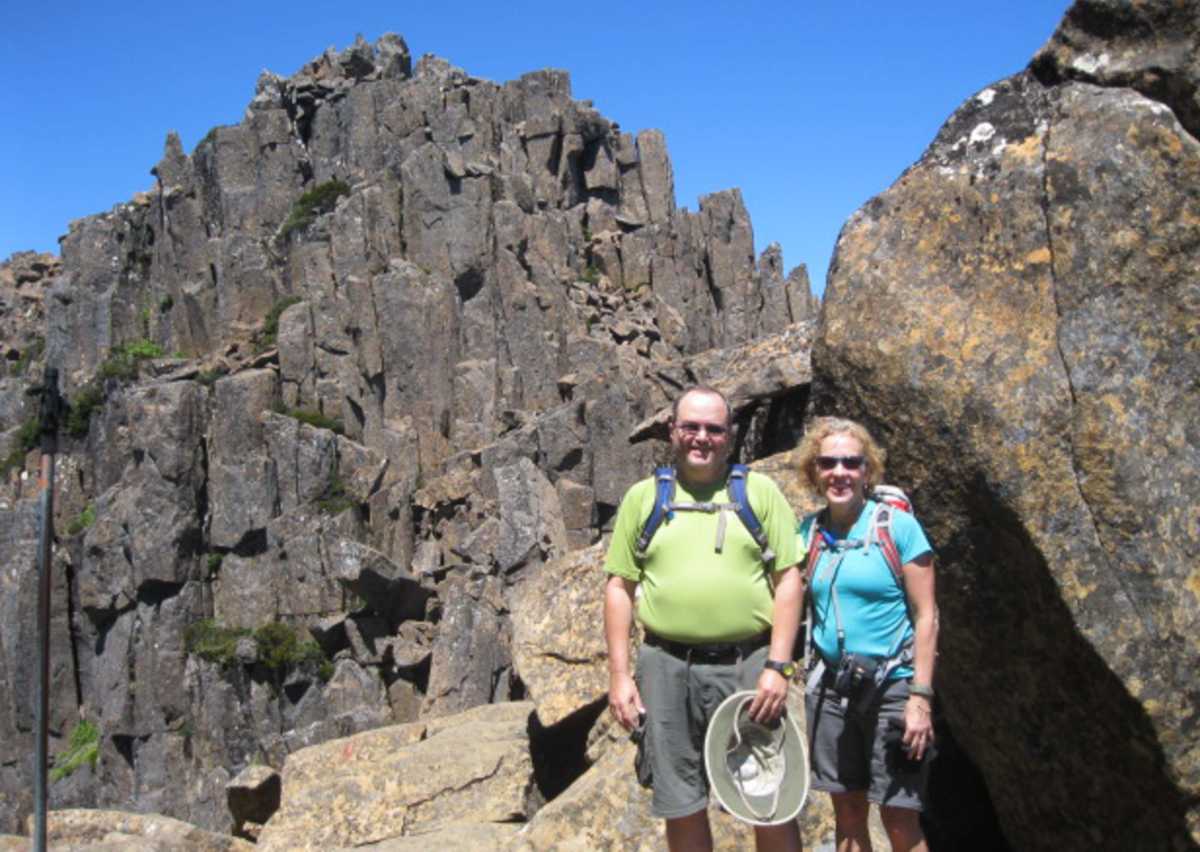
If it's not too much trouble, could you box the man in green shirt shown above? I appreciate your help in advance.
[604,387,803,851]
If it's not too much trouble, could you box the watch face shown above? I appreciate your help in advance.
[767,660,796,678]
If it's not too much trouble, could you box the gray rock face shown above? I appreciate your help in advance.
[0,32,814,838]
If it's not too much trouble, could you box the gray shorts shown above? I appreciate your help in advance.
[634,641,769,819]
[805,677,929,810]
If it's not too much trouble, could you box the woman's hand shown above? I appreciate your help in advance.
[901,694,934,760]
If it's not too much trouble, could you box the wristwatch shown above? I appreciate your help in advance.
[909,682,935,699]
[763,659,796,678]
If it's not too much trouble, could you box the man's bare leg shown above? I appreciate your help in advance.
[666,809,713,852]
[754,819,802,851]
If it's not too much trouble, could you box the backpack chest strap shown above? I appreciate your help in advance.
[668,500,740,553]
[636,465,774,564]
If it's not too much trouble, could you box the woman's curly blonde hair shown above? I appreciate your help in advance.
[795,417,887,493]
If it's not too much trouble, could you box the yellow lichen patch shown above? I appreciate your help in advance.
[1024,247,1052,266]
[1155,125,1185,157]
[1004,348,1057,387]
[1059,567,1099,601]
[1111,228,1142,250]
[1005,133,1043,162]
[1096,392,1129,422]
[1187,567,1200,604]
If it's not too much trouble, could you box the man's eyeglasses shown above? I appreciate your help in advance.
[675,421,728,437]
[816,455,865,471]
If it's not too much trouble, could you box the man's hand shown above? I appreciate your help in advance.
[748,667,789,723]
[609,672,645,731]
[751,562,802,724]
[604,575,644,731]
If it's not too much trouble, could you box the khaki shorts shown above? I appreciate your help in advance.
[634,641,770,819]
[805,677,930,810]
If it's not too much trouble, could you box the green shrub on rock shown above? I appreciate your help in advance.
[66,385,105,438]
[1,417,41,475]
[65,504,95,537]
[50,720,100,782]
[257,296,304,351]
[316,478,356,515]
[279,180,351,239]
[98,340,165,382]
[185,618,328,675]
[253,622,325,672]
[273,402,344,435]
[184,619,250,668]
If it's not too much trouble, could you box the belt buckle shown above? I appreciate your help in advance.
[693,643,731,662]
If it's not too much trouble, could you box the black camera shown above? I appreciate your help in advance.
[831,652,880,697]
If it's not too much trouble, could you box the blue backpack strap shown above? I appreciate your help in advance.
[635,466,676,558]
[728,464,774,565]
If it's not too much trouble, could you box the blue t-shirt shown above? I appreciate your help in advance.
[802,500,932,679]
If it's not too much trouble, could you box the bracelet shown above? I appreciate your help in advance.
[909,682,935,699]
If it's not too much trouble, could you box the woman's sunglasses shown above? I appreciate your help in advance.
[815,455,865,471]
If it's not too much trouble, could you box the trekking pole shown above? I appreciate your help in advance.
[29,367,65,852]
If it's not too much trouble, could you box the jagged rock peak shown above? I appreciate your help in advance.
[249,33,413,115]
[1031,0,1200,139]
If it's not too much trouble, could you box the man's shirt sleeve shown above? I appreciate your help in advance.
[603,480,651,581]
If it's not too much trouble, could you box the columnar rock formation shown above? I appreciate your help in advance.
[0,33,815,839]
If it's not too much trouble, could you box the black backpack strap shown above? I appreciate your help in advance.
[727,464,774,565]
[635,466,676,558]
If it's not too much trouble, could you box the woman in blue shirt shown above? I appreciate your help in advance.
[797,417,938,851]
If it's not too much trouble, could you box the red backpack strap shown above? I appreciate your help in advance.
[800,512,825,587]
[870,503,904,586]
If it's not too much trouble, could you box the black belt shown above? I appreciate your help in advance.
[643,630,769,663]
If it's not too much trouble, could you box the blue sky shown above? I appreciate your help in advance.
[3,1,1071,295]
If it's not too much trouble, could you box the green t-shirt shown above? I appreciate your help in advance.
[604,469,799,643]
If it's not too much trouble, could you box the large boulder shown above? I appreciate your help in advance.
[512,543,609,729]
[815,1,1200,847]
[255,701,538,850]
[13,808,253,851]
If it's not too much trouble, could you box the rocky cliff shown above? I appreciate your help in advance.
[2,1,1198,849]
[0,31,816,842]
